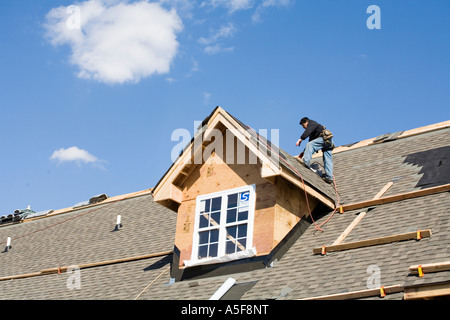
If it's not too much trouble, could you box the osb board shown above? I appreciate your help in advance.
[174,137,277,265]
[274,176,318,246]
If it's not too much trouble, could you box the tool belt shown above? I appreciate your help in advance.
[321,128,333,140]
[321,127,335,151]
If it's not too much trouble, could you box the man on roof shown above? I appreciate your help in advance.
[296,117,335,184]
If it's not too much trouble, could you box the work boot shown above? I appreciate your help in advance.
[296,156,309,168]
[323,176,333,184]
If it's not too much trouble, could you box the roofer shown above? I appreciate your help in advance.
[296,117,334,184]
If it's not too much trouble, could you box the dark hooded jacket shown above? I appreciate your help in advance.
[300,120,324,141]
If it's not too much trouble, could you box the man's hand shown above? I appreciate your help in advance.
[298,151,304,159]
[296,139,302,146]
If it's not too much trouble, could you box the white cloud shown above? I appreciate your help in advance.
[202,0,254,13]
[185,58,199,77]
[203,91,212,105]
[198,23,236,55]
[204,44,234,55]
[44,0,183,84]
[198,23,236,45]
[159,0,195,18]
[252,0,291,22]
[50,146,100,165]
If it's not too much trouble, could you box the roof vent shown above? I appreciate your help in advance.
[2,237,11,253]
[112,214,122,232]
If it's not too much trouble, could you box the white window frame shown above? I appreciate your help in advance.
[190,184,256,264]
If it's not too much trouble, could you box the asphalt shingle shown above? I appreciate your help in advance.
[1,117,448,300]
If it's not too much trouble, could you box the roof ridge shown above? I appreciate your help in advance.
[0,188,153,230]
[313,120,450,158]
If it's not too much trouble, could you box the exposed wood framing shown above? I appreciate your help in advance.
[340,183,450,212]
[301,284,404,300]
[313,229,432,255]
[332,182,393,245]
[152,107,280,205]
[409,261,450,275]
[404,282,450,300]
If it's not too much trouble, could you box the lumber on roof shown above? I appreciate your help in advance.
[0,250,173,282]
[409,261,450,275]
[301,284,404,300]
[340,183,450,212]
[313,229,431,255]
[404,282,450,300]
[332,182,393,245]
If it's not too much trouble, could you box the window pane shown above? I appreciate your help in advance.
[210,229,219,243]
[209,243,218,257]
[237,239,246,251]
[226,208,237,223]
[199,213,209,228]
[198,245,208,259]
[227,193,238,208]
[211,197,222,211]
[226,240,235,254]
[237,224,247,238]
[203,199,210,213]
[210,212,220,226]
[238,207,248,221]
[226,226,237,239]
[199,231,209,245]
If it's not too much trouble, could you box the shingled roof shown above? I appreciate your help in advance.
[0,113,449,301]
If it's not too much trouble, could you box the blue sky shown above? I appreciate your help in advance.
[1,0,449,214]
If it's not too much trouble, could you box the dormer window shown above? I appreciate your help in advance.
[151,107,336,279]
[190,185,256,264]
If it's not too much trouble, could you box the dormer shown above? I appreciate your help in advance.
[152,107,336,280]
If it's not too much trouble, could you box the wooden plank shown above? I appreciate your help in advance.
[0,250,173,282]
[332,182,393,245]
[373,182,394,199]
[341,183,450,212]
[302,284,404,300]
[313,229,431,255]
[409,261,450,275]
[332,211,368,245]
[170,184,183,204]
[404,282,450,300]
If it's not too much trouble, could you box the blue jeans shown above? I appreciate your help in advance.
[302,137,334,180]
